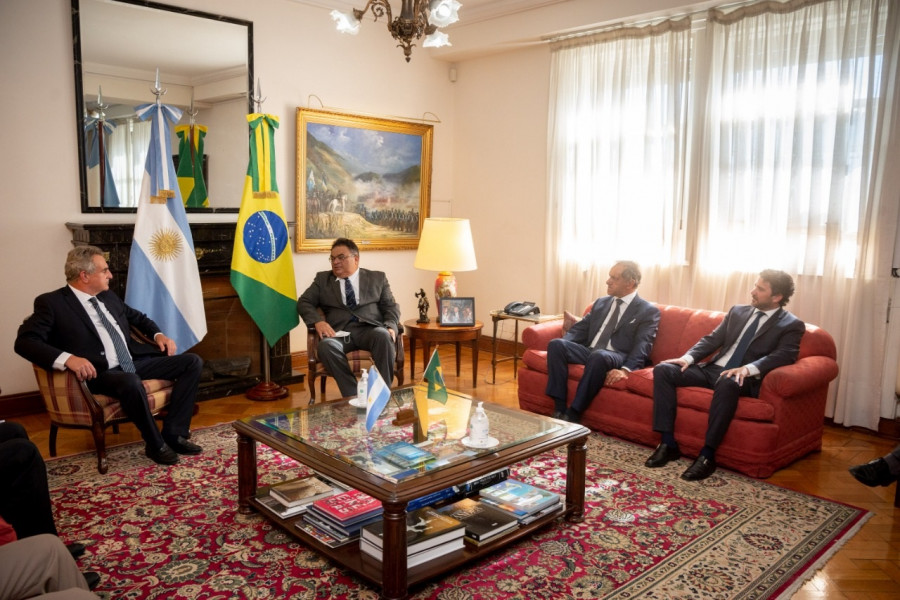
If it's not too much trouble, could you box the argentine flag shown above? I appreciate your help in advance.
[365,366,393,432]
[125,102,207,351]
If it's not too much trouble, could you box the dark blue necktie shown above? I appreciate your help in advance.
[593,298,623,349]
[344,279,357,309]
[89,297,136,373]
[724,311,764,369]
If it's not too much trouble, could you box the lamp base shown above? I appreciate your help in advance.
[434,271,456,322]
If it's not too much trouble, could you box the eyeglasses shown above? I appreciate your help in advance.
[328,254,356,263]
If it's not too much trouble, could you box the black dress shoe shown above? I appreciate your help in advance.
[66,542,85,559]
[849,458,896,487]
[83,571,101,590]
[563,410,582,424]
[645,443,681,468]
[145,443,179,465]
[551,410,566,420]
[163,435,203,455]
[681,456,717,481]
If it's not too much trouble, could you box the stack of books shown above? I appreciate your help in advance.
[360,506,465,568]
[298,489,383,547]
[437,497,519,545]
[478,478,564,524]
[256,474,344,520]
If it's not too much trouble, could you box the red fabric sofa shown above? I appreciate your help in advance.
[517,303,839,478]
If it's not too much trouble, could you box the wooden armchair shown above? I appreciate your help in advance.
[31,365,174,474]
[306,324,405,403]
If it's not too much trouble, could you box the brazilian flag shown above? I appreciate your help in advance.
[424,348,448,404]
[230,114,299,346]
[175,124,209,207]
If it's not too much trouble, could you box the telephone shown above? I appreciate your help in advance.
[504,301,540,317]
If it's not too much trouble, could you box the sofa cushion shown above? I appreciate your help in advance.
[561,310,582,336]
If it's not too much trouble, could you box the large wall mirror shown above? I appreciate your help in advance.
[73,0,253,213]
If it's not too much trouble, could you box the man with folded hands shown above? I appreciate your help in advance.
[14,246,203,466]
[645,269,804,481]
[545,261,660,424]
[298,237,401,398]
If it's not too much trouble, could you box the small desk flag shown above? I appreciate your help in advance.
[424,348,448,404]
[125,102,207,352]
[365,366,392,432]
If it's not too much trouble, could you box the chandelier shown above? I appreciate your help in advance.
[331,0,462,62]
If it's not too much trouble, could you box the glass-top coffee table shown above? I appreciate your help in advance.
[233,384,589,600]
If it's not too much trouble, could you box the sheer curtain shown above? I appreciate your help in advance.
[547,0,900,428]
[107,118,151,207]
[546,19,692,312]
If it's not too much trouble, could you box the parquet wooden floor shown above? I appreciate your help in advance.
[15,346,900,599]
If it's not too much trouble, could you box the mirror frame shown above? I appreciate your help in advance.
[72,0,254,213]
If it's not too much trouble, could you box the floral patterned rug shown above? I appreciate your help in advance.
[47,424,868,599]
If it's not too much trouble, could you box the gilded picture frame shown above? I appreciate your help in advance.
[296,108,433,252]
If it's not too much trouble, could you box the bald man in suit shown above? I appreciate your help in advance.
[545,261,660,424]
[298,238,401,397]
[645,269,805,481]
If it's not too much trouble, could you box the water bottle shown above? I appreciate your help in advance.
[357,370,368,403]
[469,401,489,444]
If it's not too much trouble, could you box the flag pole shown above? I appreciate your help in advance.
[246,338,289,401]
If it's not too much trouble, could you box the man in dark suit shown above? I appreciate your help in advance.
[645,269,805,481]
[545,261,660,424]
[298,238,401,397]
[15,246,203,466]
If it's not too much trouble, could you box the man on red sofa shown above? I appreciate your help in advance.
[545,261,660,424]
[645,269,805,481]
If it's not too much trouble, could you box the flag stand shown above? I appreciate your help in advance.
[246,338,289,401]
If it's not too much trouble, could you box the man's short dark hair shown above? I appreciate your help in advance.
[616,260,642,286]
[760,269,795,306]
[331,238,359,256]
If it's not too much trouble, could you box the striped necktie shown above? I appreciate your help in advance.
[89,297,136,373]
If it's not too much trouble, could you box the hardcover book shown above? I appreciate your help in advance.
[359,536,465,567]
[375,441,436,468]
[360,506,464,555]
[479,479,561,516]
[269,475,339,508]
[311,489,382,524]
[295,520,356,548]
[452,467,511,496]
[303,510,384,538]
[437,497,519,541]
[256,493,308,519]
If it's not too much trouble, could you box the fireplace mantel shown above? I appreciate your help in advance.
[66,222,301,400]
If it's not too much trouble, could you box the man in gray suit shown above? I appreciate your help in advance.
[298,238,401,397]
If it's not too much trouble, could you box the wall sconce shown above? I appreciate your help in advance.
[414,217,478,317]
[331,0,462,62]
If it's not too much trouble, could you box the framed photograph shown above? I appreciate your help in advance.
[296,108,433,252]
[439,297,476,327]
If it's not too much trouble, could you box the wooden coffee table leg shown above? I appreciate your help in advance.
[565,435,588,523]
[236,432,258,515]
[381,500,409,600]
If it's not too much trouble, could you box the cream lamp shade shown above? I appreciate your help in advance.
[414,218,477,315]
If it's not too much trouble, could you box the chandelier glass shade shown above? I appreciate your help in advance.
[331,0,462,62]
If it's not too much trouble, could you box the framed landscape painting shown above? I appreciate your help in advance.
[296,108,433,251]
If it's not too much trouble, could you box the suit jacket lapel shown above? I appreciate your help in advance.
[62,287,102,344]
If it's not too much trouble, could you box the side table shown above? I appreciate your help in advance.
[490,310,562,383]
[403,319,483,387]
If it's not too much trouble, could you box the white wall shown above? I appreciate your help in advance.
[0,0,457,394]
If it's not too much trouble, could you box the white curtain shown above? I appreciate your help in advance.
[107,118,151,207]
[547,0,900,428]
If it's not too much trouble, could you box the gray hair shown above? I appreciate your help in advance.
[615,260,642,286]
[65,246,105,282]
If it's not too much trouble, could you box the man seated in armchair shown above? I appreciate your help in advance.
[297,237,401,397]
[14,246,203,466]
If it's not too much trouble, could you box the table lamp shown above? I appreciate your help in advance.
[414,218,478,319]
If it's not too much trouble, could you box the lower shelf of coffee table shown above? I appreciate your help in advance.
[250,495,574,588]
